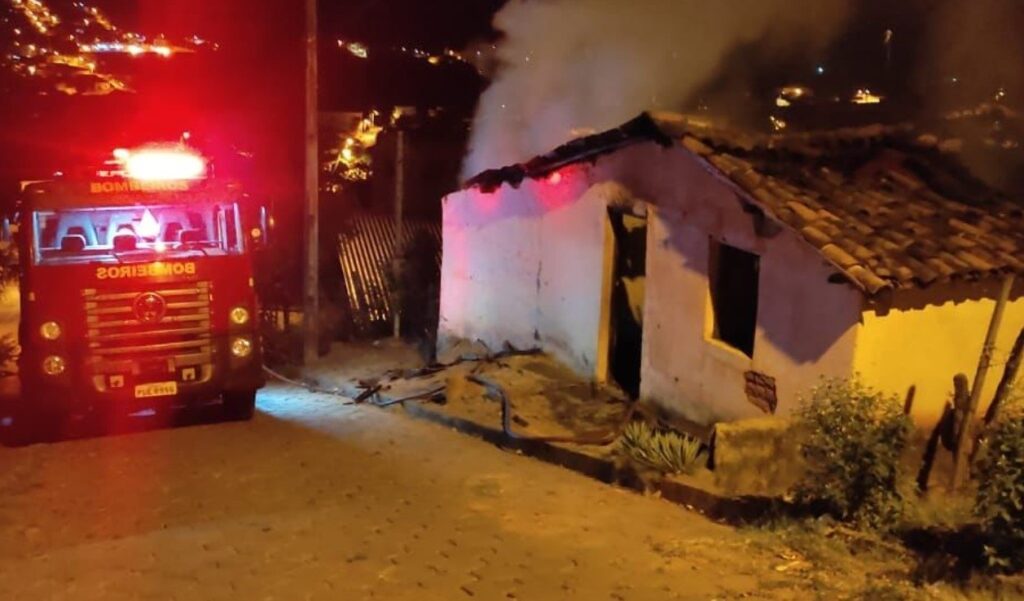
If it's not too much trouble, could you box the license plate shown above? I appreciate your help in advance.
[134,382,178,399]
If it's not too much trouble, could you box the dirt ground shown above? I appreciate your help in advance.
[2,382,1002,600]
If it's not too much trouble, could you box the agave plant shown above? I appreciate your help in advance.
[621,420,704,475]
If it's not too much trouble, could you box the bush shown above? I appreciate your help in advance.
[975,396,1024,571]
[794,378,912,530]
[620,420,704,475]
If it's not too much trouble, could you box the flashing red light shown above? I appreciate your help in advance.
[547,172,562,185]
[125,149,207,181]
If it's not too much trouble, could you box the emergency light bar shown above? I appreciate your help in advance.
[122,149,207,182]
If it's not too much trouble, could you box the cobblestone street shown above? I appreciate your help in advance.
[0,385,878,600]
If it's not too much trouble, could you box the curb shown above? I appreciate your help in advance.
[399,401,780,524]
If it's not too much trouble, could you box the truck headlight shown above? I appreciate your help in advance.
[230,337,253,358]
[229,306,250,326]
[42,355,66,376]
[39,321,62,340]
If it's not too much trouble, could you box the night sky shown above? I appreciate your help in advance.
[100,0,503,49]
[322,0,504,49]
[1,1,1021,184]
[0,1,501,179]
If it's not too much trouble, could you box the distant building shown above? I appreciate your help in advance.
[439,113,1024,427]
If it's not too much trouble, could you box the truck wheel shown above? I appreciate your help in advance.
[223,390,257,421]
[10,404,60,446]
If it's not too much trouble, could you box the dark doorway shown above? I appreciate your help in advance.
[608,209,647,399]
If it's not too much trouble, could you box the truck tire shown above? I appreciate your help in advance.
[223,390,257,421]
[10,404,60,446]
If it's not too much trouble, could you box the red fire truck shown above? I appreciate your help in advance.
[16,145,265,438]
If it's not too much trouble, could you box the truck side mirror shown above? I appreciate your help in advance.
[257,206,271,247]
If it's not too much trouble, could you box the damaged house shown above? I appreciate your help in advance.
[438,113,1024,427]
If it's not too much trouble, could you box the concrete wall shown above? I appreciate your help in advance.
[439,167,622,371]
[440,142,866,426]
[588,145,863,424]
[855,281,1024,427]
[440,184,543,353]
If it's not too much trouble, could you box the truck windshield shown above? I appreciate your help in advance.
[32,202,243,265]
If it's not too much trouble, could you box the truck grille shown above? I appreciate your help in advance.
[83,282,213,361]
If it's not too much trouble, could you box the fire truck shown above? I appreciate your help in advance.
[15,145,265,438]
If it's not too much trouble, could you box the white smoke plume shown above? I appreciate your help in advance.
[463,0,851,178]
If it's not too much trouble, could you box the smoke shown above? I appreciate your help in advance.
[915,1,1024,197]
[921,0,1024,102]
[919,0,1024,109]
[462,0,850,177]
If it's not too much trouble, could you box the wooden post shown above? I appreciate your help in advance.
[968,327,1024,468]
[392,129,406,340]
[945,374,971,452]
[903,385,916,416]
[983,327,1024,426]
[302,0,320,365]
[918,400,953,494]
[950,274,1015,490]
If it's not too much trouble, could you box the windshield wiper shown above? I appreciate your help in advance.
[180,245,210,258]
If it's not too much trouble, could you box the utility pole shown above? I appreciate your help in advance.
[392,128,406,339]
[303,0,320,364]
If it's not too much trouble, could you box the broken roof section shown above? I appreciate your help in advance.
[463,112,1024,297]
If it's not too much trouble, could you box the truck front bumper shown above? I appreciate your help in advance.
[21,335,265,410]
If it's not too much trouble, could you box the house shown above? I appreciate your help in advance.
[438,113,1024,427]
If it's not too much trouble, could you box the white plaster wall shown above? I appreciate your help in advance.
[439,185,543,352]
[441,141,865,425]
[536,179,640,372]
[586,145,863,424]
[440,170,630,374]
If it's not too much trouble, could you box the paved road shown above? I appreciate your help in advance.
[0,384,811,600]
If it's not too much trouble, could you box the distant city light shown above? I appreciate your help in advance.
[815,65,826,75]
[337,38,476,70]
[329,111,383,182]
[340,41,368,59]
[3,0,204,95]
[852,88,883,105]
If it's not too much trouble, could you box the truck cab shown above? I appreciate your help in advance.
[16,145,264,439]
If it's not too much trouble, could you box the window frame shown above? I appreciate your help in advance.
[707,238,761,359]
[31,201,245,266]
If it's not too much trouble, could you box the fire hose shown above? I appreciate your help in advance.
[261,364,446,407]
[261,365,356,402]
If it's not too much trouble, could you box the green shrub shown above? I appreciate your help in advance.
[975,396,1024,571]
[621,420,704,475]
[794,378,912,530]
